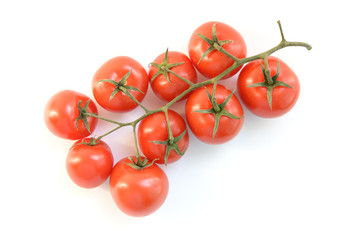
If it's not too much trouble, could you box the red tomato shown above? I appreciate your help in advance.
[44,90,98,140]
[66,138,114,188]
[188,21,247,79]
[138,110,189,164]
[92,56,148,112]
[237,56,300,118]
[148,50,197,102]
[185,84,244,144]
[109,156,169,217]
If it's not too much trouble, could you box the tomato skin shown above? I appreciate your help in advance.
[237,57,300,118]
[44,90,98,140]
[92,56,148,112]
[138,110,189,164]
[188,21,247,79]
[185,84,244,144]
[66,138,114,188]
[109,157,169,217]
[148,51,197,102]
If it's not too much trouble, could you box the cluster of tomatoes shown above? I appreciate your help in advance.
[44,21,302,217]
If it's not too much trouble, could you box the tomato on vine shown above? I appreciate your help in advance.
[188,21,247,79]
[185,84,244,144]
[148,49,197,102]
[237,56,300,118]
[109,156,169,217]
[138,110,189,165]
[92,56,148,112]
[44,20,312,217]
[44,90,98,140]
[66,138,114,188]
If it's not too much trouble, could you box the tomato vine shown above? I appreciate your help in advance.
[80,20,311,161]
[44,20,311,217]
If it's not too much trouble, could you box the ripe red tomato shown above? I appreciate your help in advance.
[138,110,189,164]
[109,156,169,217]
[44,90,98,140]
[148,50,197,102]
[188,21,247,79]
[92,56,148,112]
[66,138,114,188]
[237,56,300,118]
[185,84,244,144]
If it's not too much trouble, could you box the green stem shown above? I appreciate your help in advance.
[132,123,142,166]
[211,80,220,112]
[277,21,286,41]
[167,69,195,87]
[218,21,311,69]
[85,113,124,126]
[96,125,123,141]
[85,110,162,141]
[215,42,241,62]
[163,109,174,144]
[263,56,273,85]
[122,88,150,114]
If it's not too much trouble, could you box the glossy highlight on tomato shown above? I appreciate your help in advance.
[237,56,300,118]
[188,21,247,79]
[92,56,148,112]
[109,157,169,217]
[44,90,98,140]
[185,84,244,144]
[138,110,189,164]
[66,138,114,188]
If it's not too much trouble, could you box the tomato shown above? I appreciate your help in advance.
[92,56,148,112]
[66,138,114,188]
[44,90,98,140]
[188,21,247,79]
[148,50,197,102]
[138,110,189,164]
[237,56,300,118]
[109,156,169,217]
[185,84,244,144]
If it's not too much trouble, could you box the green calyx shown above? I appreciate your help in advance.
[196,23,234,64]
[247,59,293,110]
[125,156,158,170]
[151,130,187,166]
[75,100,92,133]
[98,69,144,102]
[150,48,185,85]
[74,137,101,146]
[195,87,242,139]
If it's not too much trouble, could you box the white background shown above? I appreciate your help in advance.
[1,0,359,239]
